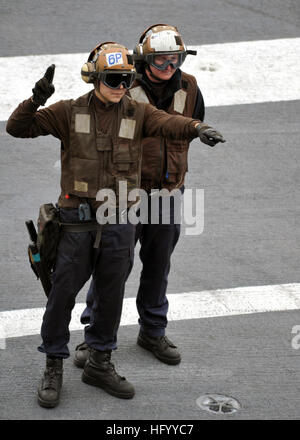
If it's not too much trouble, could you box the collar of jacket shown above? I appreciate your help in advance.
[91,90,124,110]
[135,64,182,110]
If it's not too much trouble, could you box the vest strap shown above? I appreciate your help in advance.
[93,224,103,249]
[60,221,103,248]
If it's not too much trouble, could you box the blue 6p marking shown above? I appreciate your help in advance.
[106,52,124,66]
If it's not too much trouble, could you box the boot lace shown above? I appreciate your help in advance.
[103,353,126,382]
[44,367,62,390]
[158,336,177,349]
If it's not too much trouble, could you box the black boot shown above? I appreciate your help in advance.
[37,356,63,408]
[82,349,135,399]
[137,331,181,365]
[73,341,90,368]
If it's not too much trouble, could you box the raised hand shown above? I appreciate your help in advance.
[32,64,55,106]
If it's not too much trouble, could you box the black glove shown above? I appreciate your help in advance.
[32,64,55,106]
[196,124,226,147]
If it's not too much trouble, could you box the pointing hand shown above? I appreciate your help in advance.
[32,64,55,106]
[196,124,226,147]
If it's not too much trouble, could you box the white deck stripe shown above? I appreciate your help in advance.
[0,283,300,341]
[1,38,300,122]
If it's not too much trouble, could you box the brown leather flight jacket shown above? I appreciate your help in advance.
[62,93,144,201]
[129,71,198,191]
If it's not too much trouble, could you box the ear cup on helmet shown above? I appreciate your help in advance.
[81,62,96,83]
[133,43,143,56]
[80,42,104,84]
[132,43,144,63]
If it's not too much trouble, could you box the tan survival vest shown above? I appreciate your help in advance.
[60,92,145,204]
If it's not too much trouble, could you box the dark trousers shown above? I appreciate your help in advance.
[38,208,135,358]
[81,190,182,338]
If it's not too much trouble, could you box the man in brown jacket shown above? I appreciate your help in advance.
[6,41,225,408]
[76,25,208,368]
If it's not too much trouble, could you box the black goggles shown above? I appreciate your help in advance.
[145,52,187,71]
[98,71,137,89]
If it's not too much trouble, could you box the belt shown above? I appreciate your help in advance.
[60,221,103,248]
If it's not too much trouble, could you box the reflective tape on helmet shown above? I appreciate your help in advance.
[149,30,182,52]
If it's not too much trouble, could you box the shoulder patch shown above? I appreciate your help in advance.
[174,90,187,114]
[129,86,150,104]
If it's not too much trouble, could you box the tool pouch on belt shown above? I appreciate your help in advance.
[37,203,61,274]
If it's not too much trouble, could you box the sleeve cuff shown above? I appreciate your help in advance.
[27,97,40,111]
